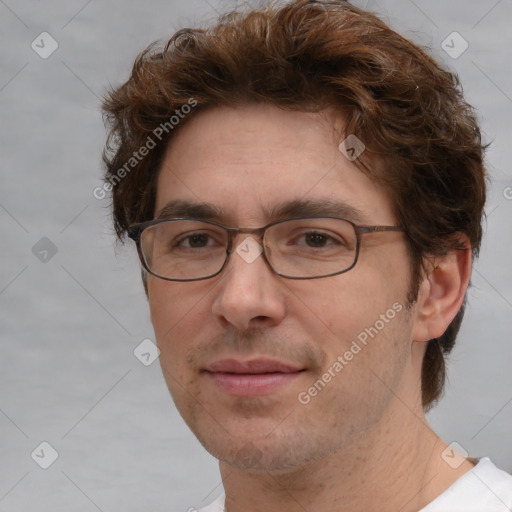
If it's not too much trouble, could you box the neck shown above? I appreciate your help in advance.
[220,400,473,512]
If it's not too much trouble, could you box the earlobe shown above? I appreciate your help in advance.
[412,238,472,343]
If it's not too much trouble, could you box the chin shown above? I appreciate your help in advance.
[191,416,341,473]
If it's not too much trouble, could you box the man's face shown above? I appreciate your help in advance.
[148,104,420,470]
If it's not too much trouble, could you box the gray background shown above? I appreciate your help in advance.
[1,0,511,511]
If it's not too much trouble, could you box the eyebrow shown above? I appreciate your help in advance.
[156,198,369,225]
[265,198,368,224]
[156,200,227,221]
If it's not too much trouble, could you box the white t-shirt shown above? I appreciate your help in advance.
[197,457,512,512]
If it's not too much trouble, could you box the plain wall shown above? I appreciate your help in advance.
[1,0,511,510]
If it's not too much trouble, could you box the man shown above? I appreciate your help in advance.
[101,1,512,510]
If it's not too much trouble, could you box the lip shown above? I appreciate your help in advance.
[203,358,305,396]
[205,358,303,374]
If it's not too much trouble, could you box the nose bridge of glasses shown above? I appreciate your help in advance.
[223,225,277,277]
[226,225,267,252]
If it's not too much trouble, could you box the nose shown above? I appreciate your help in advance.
[211,235,286,331]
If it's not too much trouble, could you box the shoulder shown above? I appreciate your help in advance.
[421,457,512,511]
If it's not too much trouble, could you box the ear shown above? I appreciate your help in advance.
[412,236,472,343]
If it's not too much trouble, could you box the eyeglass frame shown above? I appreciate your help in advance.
[127,216,406,282]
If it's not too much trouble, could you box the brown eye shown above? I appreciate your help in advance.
[176,233,213,248]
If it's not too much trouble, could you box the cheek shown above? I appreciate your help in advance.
[147,280,206,418]
[290,262,405,338]
[293,264,412,383]
[297,276,413,426]
[147,279,204,371]
[148,277,203,332]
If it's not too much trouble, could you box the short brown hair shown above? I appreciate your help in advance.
[101,0,487,410]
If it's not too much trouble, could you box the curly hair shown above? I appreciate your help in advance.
[101,0,487,410]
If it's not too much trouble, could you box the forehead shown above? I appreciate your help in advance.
[155,104,395,226]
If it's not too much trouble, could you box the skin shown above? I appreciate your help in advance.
[147,104,474,511]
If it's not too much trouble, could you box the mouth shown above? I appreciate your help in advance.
[203,358,306,396]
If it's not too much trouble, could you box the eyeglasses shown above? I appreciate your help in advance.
[128,217,405,281]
